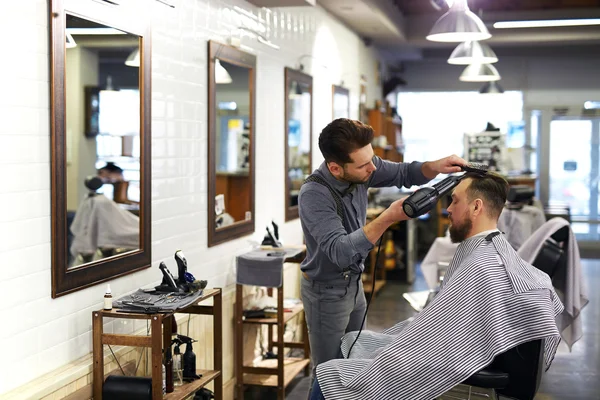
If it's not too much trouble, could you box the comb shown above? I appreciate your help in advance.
[461,162,489,174]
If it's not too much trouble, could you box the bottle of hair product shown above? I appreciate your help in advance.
[103,284,113,310]
[173,343,183,386]
[165,347,174,393]
[162,350,166,394]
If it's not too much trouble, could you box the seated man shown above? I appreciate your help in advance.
[310,172,564,400]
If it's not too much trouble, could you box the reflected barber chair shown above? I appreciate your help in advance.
[442,339,545,400]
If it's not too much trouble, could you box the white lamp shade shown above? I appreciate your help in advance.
[460,63,501,82]
[448,41,498,64]
[66,32,77,48]
[480,81,504,94]
[125,48,140,67]
[215,59,232,84]
[427,0,491,42]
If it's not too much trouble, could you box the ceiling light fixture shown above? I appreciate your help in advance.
[66,32,77,48]
[215,59,232,84]
[479,81,504,94]
[124,48,140,67]
[493,18,600,29]
[426,0,491,42]
[459,63,501,82]
[448,40,498,64]
[584,101,600,109]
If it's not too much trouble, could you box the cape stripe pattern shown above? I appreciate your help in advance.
[317,233,563,400]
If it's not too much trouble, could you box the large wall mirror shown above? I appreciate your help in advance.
[208,41,256,247]
[51,0,151,297]
[284,68,313,221]
[332,85,350,119]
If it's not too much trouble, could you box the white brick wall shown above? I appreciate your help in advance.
[0,0,382,394]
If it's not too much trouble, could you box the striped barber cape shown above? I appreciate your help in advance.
[316,232,564,400]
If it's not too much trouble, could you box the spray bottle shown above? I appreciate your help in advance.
[178,334,202,381]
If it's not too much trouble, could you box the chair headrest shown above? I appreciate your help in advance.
[507,185,534,204]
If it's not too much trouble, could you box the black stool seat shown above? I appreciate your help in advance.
[462,368,509,389]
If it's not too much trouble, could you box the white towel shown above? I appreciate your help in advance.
[518,217,589,350]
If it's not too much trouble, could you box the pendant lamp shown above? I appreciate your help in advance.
[427,0,491,42]
[125,48,140,67]
[448,40,497,65]
[480,81,504,94]
[459,63,501,82]
[215,59,232,84]
[66,32,77,49]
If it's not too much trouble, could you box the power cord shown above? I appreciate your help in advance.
[347,237,384,357]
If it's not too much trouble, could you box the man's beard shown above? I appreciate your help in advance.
[449,215,473,243]
[340,169,371,184]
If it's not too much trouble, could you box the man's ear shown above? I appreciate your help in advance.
[327,162,343,177]
[472,198,484,217]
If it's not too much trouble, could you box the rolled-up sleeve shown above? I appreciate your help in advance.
[368,156,430,189]
[299,187,373,270]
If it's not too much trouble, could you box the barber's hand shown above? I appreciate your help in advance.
[385,197,411,222]
[422,154,467,179]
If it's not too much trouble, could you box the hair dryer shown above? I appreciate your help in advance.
[402,163,488,219]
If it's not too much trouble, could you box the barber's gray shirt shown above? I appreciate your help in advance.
[298,156,429,282]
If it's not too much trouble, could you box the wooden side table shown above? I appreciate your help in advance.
[92,288,223,400]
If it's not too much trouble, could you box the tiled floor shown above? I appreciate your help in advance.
[245,259,600,400]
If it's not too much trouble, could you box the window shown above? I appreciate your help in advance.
[396,91,524,167]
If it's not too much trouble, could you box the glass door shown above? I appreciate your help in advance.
[549,116,600,241]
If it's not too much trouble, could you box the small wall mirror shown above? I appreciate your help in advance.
[284,68,313,221]
[332,85,350,119]
[51,1,151,297]
[208,41,256,246]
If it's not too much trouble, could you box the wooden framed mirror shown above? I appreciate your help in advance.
[50,0,151,297]
[284,68,313,221]
[332,85,350,119]
[207,41,256,247]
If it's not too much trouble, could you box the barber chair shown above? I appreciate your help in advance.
[531,225,569,281]
[443,227,568,400]
[443,339,545,400]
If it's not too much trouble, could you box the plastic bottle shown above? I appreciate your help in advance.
[173,343,183,386]
[103,284,113,310]
[162,362,166,394]
[165,347,174,393]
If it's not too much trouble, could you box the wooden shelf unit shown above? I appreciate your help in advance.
[368,105,403,163]
[92,288,223,400]
[235,250,310,400]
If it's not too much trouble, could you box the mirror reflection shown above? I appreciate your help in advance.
[333,85,350,119]
[287,79,311,212]
[214,59,252,229]
[65,15,141,269]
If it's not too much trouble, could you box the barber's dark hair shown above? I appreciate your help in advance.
[318,118,374,165]
[465,172,509,219]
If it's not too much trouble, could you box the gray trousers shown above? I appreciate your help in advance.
[300,273,367,398]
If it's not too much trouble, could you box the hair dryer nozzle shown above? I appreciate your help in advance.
[402,186,438,218]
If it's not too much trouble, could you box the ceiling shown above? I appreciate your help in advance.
[319,0,600,61]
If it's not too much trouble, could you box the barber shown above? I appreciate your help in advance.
[298,118,466,396]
